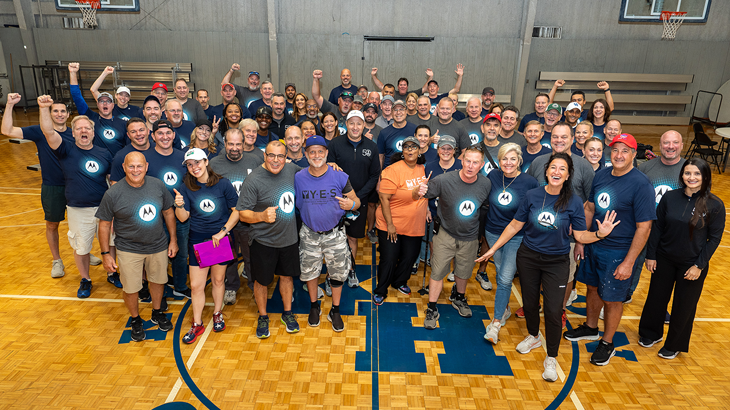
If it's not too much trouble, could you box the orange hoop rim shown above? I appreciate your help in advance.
[76,0,101,9]
[660,11,687,20]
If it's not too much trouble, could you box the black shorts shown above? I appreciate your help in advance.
[41,184,66,223]
[367,190,379,204]
[250,240,301,286]
[345,201,368,239]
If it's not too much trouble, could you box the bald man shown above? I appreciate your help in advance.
[328,68,357,105]
[96,152,178,342]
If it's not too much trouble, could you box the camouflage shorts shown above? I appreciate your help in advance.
[299,224,351,282]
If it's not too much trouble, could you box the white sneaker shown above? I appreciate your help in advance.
[501,306,511,324]
[89,254,102,266]
[516,334,542,354]
[223,289,236,305]
[599,306,604,320]
[484,321,501,344]
[542,356,558,382]
[447,271,455,282]
[566,289,578,307]
[317,286,324,299]
[476,271,492,290]
[51,259,65,278]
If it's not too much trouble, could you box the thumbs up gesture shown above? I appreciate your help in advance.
[263,206,278,223]
[173,188,184,208]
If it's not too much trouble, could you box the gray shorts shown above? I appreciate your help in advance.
[299,224,351,283]
[430,230,479,281]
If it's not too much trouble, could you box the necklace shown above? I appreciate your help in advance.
[502,171,518,193]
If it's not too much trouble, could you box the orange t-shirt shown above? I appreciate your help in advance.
[375,160,428,237]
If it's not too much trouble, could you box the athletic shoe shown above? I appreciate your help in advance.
[77,278,92,298]
[325,277,332,297]
[172,288,191,299]
[424,307,439,330]
[397,285,411,296]
[411,260,419,275]
[516,334,542,354]
[566,289,578,307]
[484,321,501,344]
[426,257,430,266]
[182,323,205,344]
[562,311,567,329]
[665,312,671,324]
[516,307,525,318]
[447,271,455,282]
[367,228,378,244]
[590,339,615,366]
[166,275,175,288]
[542,356,558,382]
[476,271,492,290]
[51,259,65,278]
[501,306,512,324]
[372,294,385,306]
[347,270,359,288]
[223,289,236,305]
[89,254,102,266]
[657,347,679,359]
[308,305,321,327]
[138,282,150,300]
[256,316,270,339]
[281,312,300,333]
[130,316,145,342]
[449,285,457,302]
[159,297,168,312]
[623,296,633,304]
[638,336,663,348]
[563,322,600,341]
[327,310,344,332]
[599,307,604,320]
[151,309,173,332]
[451,295,472,318]
[107,272,123,288]
[213,311,225,332]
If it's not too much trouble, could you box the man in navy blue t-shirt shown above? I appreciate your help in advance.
[377,102,417,169]
[327,68,358,105]
[518,93,549,133]
[110,118,154,183]
[165,99,196,149]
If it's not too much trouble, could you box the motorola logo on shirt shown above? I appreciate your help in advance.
[103,128,116,140]
[163,172,178,186]
[469,133,480,145]
[231,180,243,196]
[85,160,100,173]
[497,191,513,206]
[199,198,216,213]
[395,140,404,152]
[597,192,611,209]
[279,191,295,214]
[181,140,187,148]
[538,211,556,227]
[483,162,496,175]
[138,204,157,222]
[429,105,437,114]
[654,185,670,204]
[459,200,476,217]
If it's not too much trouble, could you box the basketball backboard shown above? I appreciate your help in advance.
[619,0,711,23]
[55,0,139,12]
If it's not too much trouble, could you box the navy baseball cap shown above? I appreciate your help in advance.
[305,135,328,148]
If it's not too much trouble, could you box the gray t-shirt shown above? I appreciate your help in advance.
[432,118,471,155]
[95,177,173,254]
[233,84,262,110]
[236,163,302,248]
[364,124,382,143]
[460,117,483,146]
[498,131,527,148]
[638,157,686,206]
[527,153,595,202]
[181,98,207,124]
[210,151,265,196]
[425,170,491,241]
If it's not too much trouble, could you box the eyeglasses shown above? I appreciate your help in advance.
[545,112,560,118]
[402,144,419,152]
[266,153,286,160]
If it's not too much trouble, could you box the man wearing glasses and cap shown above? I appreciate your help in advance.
[222,63,263,109]
[312,70,353,135]
[89,66,143,121]
[375,95,395,129]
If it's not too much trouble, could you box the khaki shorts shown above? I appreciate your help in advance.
[299,224,351,283]
[117,249,169,294]
[66,206,99,255]
[430,230,479,281]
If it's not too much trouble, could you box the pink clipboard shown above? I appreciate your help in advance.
[193,235,234,268]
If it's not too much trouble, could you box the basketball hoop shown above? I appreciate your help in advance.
[76,0,100,28]
[661,11,687,41]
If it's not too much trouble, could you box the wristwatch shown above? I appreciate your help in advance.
[175,202,184,209]
[221,226,229,234]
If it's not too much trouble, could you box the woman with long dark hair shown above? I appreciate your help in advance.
[477,152,619,382]
[586,98,611,141]
[319,112,338,141]
[638,158,724,359]
[292,93,308,122]
[214,103,244,152]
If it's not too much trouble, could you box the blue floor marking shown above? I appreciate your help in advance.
[546,322,581,410]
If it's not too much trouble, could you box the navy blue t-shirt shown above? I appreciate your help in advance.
[205,104,223,122]
[113,104,143,121]
[289,155,309,167]
[429,93,449,115]
[328,85,358,105]
[54,139,112,207]
[377,122,417,168]
[521,146,552,173]
[144,148,187,195]
[571,142,585,157]
[588,167,656,250]
[254,131,280,150]
[422,147,438,164]
[173,120,196,150]
[110,144,152,182]
[518,112,544,133]
[514,187,587,255]
[452,110,466,121]
[540,131,552,149]
[486,171,539,235]
[424,159,462,216]
[70,85,128,156]
[178,178,238,235]
[22,125,74,186]
[592,122,606,141]
[247,99,271,118]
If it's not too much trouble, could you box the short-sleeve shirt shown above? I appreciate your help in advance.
[513,187,587,255]
[177,178,238,235]
[425,171,491,241]
[486,170,539,235]
[54,139,112,207]
[144,148,187,195]
[527,153,595,202]
[181,99,206,124]
[328,84,358,105]
[320,99,348,135]
[432,119,471,156]
[233,84,262,109]
[429,93,449,114]
[113,104,143,121]
[588,167,656,250]
[518,112,544,133]
[295,166,352,232]
[254,131,280,150]
[498,131,527,148]
[173,120,196,149]
[479,143,502,177]
[424,159,462,216]
[69,84,128,156]
[521,146,552,173]
[592,122,606,141]
[110,144,152,182]
[377,122,417,168]
[21,125,74,186]
[460,118,483,147]
[375,160,428,237]
[236,163,302,248]
[95,176,173,254]
[363,124,382,143]
[209,151,265,196]
[638,157,685,207]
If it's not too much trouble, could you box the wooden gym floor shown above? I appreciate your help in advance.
[1,109,730,410]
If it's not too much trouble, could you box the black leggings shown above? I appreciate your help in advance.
[375,229,421,297]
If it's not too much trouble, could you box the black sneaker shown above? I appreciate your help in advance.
[327,310,345,332]
[308,305,321,327]
[172,288,192,299]
[590,339,615,366]
[638,336,663,348]
[449,285,457,302]
[166,275,175,288]
[657,347,679,359]
[159,297,168,312]
[138,281,150,300]
[106,272,123,288]
[130,316,145,342]
[563,322,600,341]
[151,309,173,332]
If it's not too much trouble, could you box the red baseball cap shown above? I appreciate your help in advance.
[609,133,637,150]
[151,82,168,92]
[483,113,502,123]
[221,83,234,91]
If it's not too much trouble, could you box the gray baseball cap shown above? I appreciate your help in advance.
[438,135,457,149]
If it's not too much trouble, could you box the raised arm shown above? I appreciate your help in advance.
[422,68,434,94]
[311,70,324,109]
[222,63,240,86]
[548,79,564,105]
[1,93,24,138]
[38,95,62,150]
[371,67,385,91]
[597,81,615,111]
[448,64,464,94]
[68,63,90,115]
[90,66,114,101]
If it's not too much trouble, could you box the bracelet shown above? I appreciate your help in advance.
[604,88,610,92]
[350,201,356,211]
[100,251,110,255]
[595,231,602,239]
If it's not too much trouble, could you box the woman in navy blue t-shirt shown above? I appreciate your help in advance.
[477,152,619,382]
[174,148,239,345]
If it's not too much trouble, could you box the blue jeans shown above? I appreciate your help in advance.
[486,230,522,321]
[419,220,434,262]
[165,218,190,292]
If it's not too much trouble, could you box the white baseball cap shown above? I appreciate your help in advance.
[182,148,208,164]
[346,110,364,122]
[116,86,131,96]
[566,102,582,112]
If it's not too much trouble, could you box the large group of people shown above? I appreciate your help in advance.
[3,62,724,382]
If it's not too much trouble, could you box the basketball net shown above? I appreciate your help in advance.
[76,0,100,28]
[661,11,687,40]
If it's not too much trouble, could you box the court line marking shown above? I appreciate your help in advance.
[0,223,48,228]
[0,208,43,219]
[0,294,212,306]
[0,186,41,190]
[166,316,215,403]
[0,192,41,195]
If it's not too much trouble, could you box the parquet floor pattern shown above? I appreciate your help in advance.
[1,112,729,410]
